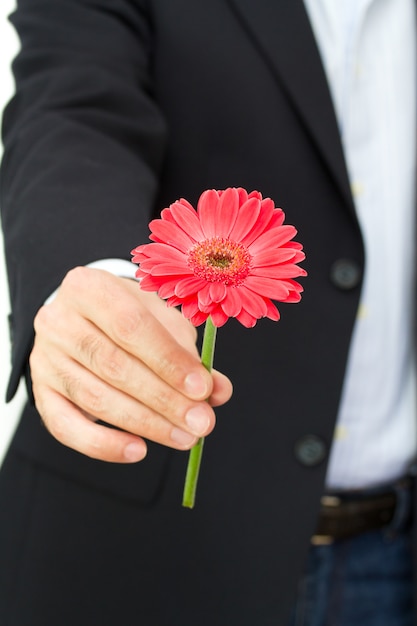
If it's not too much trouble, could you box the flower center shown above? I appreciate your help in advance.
[188,237,252,285]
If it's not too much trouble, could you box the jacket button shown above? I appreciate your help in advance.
[330,259,361,290]
[294,435,327,467]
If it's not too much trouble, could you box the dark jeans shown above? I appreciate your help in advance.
[290,483,415,626]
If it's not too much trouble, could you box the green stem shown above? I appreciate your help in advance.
[182,316,217,508]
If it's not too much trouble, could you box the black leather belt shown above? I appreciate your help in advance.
[311,477,413,545]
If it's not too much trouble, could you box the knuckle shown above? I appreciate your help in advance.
[60,370,105,415]
[79,332,103,365]
[132,408,157,436]
[61,370,79,401]
[113,308,144,342]
[115,408,138,433]
[33,303,51,334]
[150,386,178,418]
[28,346,40,375]
[29,344,51,387]
[45,413,68,443]
[183,319,198,343]
[78,334,126,382]
[117,405,157,439]
[176,326,198,352]
[62,266,89,291]
[79,381,107,415]
[100,352,125,382]
[157,349,186,384]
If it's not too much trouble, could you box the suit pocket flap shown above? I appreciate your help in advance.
[11,403,172,504]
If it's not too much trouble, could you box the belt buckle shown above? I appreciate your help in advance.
[311,495,341,545]
[311,535,334,545]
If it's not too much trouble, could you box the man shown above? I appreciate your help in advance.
[0,0,415,624]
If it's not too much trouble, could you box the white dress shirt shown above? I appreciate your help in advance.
[304,0,417,488]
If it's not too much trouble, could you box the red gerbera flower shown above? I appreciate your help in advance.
[131,187,306,328]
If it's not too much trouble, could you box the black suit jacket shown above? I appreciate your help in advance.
[0,0,368,623]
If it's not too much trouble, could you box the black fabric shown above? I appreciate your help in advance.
[0,0,383,624]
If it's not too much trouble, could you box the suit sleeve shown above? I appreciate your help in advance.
[0,0,167,400]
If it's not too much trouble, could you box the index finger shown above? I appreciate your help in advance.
[60,267,213,400]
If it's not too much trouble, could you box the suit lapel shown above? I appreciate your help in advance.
[226,0,355,212]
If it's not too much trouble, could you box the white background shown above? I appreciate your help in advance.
[0,0,25,465]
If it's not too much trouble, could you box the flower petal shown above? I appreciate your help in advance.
[281,278,305,292]
[216,187,240,237]
[290,250,306,264]
[137,242,188,264]
[168,201,205,242]
[157,278,182,298]
[236,309,258,328]
[131,243,148,256]
[251,248,297,267]
[209,282,227,303]
[197,189,220,238]
[221,287,242,317]
[248,225,298,255]
[181,296,202,319]
[237,286,268,317]
[240,199,276,246]
[174,276,207,298]
[166,295,183,307]
[282,290,302,303]
[244,276,290,300]
[189,310,209,326]
[210,306,230,327]
[139,274,169,291]
[283,241,303,250]
[267,210,286,229]
[236,188,249,204]
[198,284,212,307]
[250,265,304,279]
[148,263,191,276]
[264,299,281,321]
[229,197,261,241]
[160,208,176,224]
[178,198,195,211]
[271,264,307,278]
[149,219,195,252]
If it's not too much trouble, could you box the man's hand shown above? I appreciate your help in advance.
[30,267,233,463]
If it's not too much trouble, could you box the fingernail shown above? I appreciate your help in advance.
[171,427,197,447]
[124,442,146,462]
[184,372,208,397]
[185,406,210,435]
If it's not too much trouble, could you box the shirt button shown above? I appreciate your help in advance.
[354,61,365,81]
[330,259,361,290]
[350,181,364,198]
[294,435,327,467]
